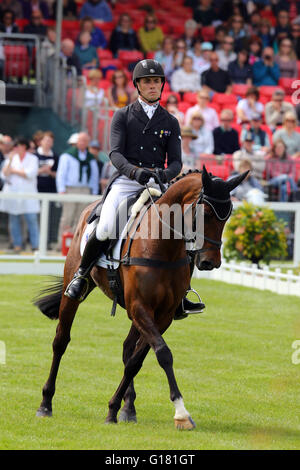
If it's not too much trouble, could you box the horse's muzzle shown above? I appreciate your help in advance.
[196,258,221,271]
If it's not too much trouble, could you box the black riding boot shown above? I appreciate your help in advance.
[65,231,109,302]
[174,257,205,320]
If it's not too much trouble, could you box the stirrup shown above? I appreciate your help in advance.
[64,274,90,302]
[182,288,205,314]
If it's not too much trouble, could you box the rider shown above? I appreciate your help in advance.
[65,59,205,317]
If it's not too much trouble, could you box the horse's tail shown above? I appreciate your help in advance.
[33,276,64,320]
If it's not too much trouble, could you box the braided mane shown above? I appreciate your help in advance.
[168,169,203,186]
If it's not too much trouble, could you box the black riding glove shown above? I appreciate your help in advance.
[133,168,152,185]
[155,168,168,183]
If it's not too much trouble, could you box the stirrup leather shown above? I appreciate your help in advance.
[182,288,205,314]
[64,274,90,303]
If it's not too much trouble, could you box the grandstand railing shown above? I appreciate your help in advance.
[0,33,43,106]
[0,193,299,267]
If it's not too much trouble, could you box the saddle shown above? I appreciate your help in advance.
[81,187,162,315]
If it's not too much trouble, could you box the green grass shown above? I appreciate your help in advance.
[0,275,300,450]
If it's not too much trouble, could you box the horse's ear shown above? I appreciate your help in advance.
[202,165,212,190]
[226,171,249,192]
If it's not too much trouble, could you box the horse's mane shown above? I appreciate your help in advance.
[168,169,203,187]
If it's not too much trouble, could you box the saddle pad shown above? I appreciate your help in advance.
[80,187,162,270]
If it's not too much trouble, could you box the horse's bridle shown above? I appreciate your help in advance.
[189,188,233,253]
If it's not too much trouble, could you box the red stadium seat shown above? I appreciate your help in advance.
[160,91,181,106]
[259,86,284,99]
[118,50,144,68]
[201,26,215,42]
[232,84,251,98]
[183,92,198,105]
[278,77,296,95]
[4,45,30,78]
[97,49,113,60]
[212,93,237,107]
[15,18,29,32]
[178,101,191,113]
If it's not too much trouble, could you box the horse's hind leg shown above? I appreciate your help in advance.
[118,325,140,423]
[36,296,79,417]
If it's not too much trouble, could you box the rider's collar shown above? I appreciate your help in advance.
[138,97,159,119]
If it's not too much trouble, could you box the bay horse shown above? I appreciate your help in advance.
[34,166,247,429]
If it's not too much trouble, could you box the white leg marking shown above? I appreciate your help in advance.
[173,398,190,420]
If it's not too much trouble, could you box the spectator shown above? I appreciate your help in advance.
[236,86,264,124]
[165,95,185,126]
[248,11,262,37]
[138,13,164,54]
[88,139,103,192]
[52,0,78,20]
[185,89,219,131]
[252,46,280,86]
[107,69,132,109]
[212,25,227,51]
[109,13,139,57]
[257,18,274,49]
[213,109,240,155]
[0,44,4,81]
[273,112,300,159]
[265,139,298,201]
[248,35,263,65]
[216,36,237,71]
[154,37,175,82]
[180,19,199,51]
[23,10,47,37]
[41,26,56,66]
[190,112,214,155]
[74,31,99,70]
[193,0,215,27]
[79,0,112,22]
[78,16,107,49]
[228,159,265,205]
[22,0,50,20]
[180,126,198,170]
[0,137,40,253]
[56,131,99,247]
[100,159,115,193]
[274,10,291,42]
[35,131,58,194]
[188,40,213,77]
[265,89,296,131]
[201,52,232,94]
[61,38,82,76]
[172,38,188,72]
[240,114,270,152]
[0,9,19,33]
[82,68,105,108]
[233,131,266,182]
[0,134,14,159]
[275,38,298,78]
[171,55,201,94]
[0,0,22,19]
[228,48,253,84]
[228,14,247,51]
[291,23,300,60]
[217,0,248,23]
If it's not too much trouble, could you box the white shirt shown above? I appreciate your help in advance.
[236,98,264,123]
[170,68,201,93]
[185,104,219,131]
[138,97,159,119]
[0,152,40,215]
[56,150,99,194]
[190,126,214,155]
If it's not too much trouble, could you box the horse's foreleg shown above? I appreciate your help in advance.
[105,336,150,424]
[36,296,79,417]
[133,306,196,430]
[119,325,140,423]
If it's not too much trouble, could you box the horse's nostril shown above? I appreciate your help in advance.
[199,260,214,271]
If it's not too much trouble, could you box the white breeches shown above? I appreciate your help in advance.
[96,175,161,241]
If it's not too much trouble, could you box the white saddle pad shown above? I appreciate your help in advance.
[80,188,161,270]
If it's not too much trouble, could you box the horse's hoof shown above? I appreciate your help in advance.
[174,416,196,430]
[36,406,52,417]
[105,416,118,424]
[119,409,137,423]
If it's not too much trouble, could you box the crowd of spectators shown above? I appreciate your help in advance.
[1,0,300,253]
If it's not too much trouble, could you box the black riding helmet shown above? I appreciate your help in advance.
[133,59,165,103]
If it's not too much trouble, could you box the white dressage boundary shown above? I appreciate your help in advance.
[194,261,300,297]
